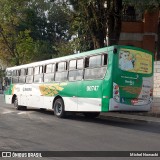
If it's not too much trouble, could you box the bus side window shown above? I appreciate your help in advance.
[19,68,26,83]
[34,66,39,75]
[34,66,43,83]
[89,55,101,67]
[57,62,67,71]
[69,60,76,81]
[84,55,106,80]
[46,64,52,73]
[85,58,89,68]
[26,67,33,84]
[12,70,19,84]
[103,54,108,65]
[77,59,84,69]
[69,60,76,70]
[69,59,83,81]
[55,62,68,82]
[44,64,55,82]
[39,66,43,74]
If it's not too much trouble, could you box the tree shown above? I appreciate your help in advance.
[0,0,34,65]
[18,0,74,61]
[69,0,122,51]
[108,0,122,45]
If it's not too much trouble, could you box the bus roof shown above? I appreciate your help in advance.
[6,46,114,71]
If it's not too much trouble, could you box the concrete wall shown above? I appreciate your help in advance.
[153,61,160,112]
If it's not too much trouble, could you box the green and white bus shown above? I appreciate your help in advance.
[4,45,153,118]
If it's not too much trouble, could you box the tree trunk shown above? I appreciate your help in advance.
[108,0,122,46]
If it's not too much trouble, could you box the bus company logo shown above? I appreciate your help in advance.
[23,87,32,91]
[125,80,134,85]
[2,152,11,157]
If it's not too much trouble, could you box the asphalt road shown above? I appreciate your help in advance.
[0,94,160,160]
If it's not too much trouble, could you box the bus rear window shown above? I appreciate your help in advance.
[119,49,152,74]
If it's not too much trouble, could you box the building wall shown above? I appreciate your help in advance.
[119,10,159,55]
[153,61,160,112]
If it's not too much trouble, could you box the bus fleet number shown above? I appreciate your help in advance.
[86,86,99,91]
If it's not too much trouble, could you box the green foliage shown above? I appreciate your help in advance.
[53,40,76,58]
[69,0,122,51]
[0,0,74,66]
[16,30,36,64]
[1,0,160,67]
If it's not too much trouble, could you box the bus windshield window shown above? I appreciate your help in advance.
[3,77,11,88]
[6,71,12,76]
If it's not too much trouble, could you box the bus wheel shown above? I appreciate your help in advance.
[53,98,65,118]
[13,97,25,110]
[83,112,100,118]
[14,97,19,110]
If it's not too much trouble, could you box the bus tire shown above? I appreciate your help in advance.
[14,97,20,110]
[83,112,100,118]
[14,97,26,110]
[53,98,65,118]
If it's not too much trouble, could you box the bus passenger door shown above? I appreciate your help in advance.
[25,83,44,108]
[19,84,27,106]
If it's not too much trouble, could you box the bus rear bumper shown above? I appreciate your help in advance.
[109,98,152,111]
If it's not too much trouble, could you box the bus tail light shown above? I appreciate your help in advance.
[150,88,153,96]
[149,88,153,102]
[113,83,120,102]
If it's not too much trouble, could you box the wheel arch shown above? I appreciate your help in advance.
[52,95,64,109]
[12,94,17,104]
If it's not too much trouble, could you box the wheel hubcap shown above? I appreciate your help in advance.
[55,102,62,115]
[14,99,18,107]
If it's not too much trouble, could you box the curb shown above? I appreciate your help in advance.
[100,112,160,124]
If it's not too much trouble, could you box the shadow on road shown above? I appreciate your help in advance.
[12,107,160,135]
[68,115,160,135]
